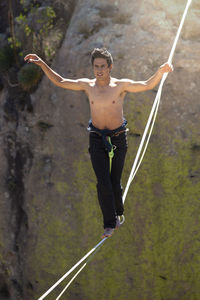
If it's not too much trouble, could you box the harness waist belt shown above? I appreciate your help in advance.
[87,119,128,152]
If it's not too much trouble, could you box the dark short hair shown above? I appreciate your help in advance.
[91,48,113,67]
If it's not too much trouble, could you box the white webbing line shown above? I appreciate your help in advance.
[38,238,107,300]
[123,0,192,204]
[38,1,192,299]
[122,77,164,203]
[56,263,87,300]
[56,239,103,300]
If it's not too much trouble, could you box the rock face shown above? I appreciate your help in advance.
[0,0,200,299]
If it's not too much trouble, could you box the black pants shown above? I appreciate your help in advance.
[89,132,128,228]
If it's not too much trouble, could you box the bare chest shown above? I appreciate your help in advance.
[87,84,124,107]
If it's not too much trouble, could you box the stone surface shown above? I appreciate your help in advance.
[0,0,200,299]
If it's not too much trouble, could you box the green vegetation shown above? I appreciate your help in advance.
[3,0,57,91]
[18,63,42,91]
[16,5,56,58]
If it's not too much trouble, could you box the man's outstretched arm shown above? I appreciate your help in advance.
[24,54,89,91]
[121,62,173,93]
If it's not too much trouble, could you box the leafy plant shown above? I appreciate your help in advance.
[17,63,42,91]
[16,5,56,57]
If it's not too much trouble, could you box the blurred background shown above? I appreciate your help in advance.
[0,0,200,299]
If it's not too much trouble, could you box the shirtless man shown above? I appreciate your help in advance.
[24,48,173,238]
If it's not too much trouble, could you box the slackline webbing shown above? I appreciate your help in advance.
[38,238,106,300]
[38,0,192,299]
[123,0,192,202]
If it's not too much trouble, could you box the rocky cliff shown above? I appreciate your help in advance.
[0,0,200,299]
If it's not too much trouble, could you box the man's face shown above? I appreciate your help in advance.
[93,58,112,80]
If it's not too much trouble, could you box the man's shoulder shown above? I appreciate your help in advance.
[111,77,133,87]
[77,78,95,90]
[78,78,94,84]
[117,78,133,83]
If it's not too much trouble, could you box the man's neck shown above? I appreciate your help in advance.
[96,76,111,87]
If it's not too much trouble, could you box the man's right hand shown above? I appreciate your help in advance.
[24,54,43,66]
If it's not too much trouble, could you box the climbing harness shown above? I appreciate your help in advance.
[107,136,116,173]
[38,1,193,299]
[87,119,128,152]
[118,214,125,225]
[87,119,127,173]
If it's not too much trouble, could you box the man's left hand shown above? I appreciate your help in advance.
[159,62,173,73]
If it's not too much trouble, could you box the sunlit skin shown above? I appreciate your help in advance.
[24,54,173,130]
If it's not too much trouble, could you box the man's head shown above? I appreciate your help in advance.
[91,48,113,67]
[91,48,113,81]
